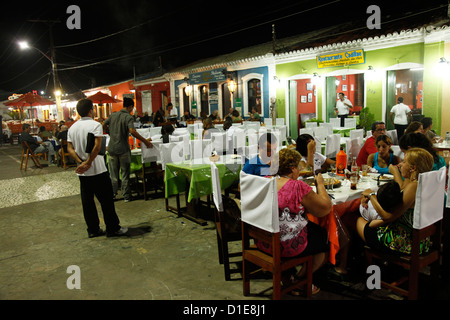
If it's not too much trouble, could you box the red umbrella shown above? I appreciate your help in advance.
[87,91,121,104]
[5,92,55,107]
[5,92,55,121]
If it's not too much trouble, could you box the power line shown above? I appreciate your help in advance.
[56,0,341,71]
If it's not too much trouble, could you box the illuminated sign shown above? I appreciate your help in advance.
[316,49,365,69]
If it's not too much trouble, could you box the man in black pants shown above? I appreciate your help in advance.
[67,99,128,238]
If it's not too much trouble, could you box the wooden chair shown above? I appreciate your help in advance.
[59,140,77,169]
[211,162,242,281]
[240,171,313,300]
[365,166,447,300]
[20,141,47,170]
[138,141,164,200]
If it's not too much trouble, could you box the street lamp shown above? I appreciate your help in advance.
[18,40,64,121]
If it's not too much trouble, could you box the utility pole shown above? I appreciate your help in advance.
[28,19,64,121]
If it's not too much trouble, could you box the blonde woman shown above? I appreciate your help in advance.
[357,148,434,254]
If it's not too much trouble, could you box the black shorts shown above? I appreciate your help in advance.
[299,221,329,256]
[363,222,391,253]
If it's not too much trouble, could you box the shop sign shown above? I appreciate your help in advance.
[189,68,227,85]
[316,49,365,69]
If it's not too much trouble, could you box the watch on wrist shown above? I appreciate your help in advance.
[368,192,376,199]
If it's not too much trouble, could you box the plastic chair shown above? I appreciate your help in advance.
[240,171,313,299]
[386,129,399,145]
[344,118,356,128]
[349,128,364,145]
[325,134,341,159]
[329,118,341,128]
[365,166,446,300]
[211,162,242,281]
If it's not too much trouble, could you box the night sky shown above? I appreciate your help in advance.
[1,0,447,100]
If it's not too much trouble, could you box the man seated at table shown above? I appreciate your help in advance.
[242,132,278,176]
[20,123,56,164]
[356,121,386,167]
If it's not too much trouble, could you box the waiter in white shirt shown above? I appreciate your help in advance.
[335,92,353,127]
[390,97,411,140]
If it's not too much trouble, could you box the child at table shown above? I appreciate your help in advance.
[360,180,403,228]
[296,134,335,175]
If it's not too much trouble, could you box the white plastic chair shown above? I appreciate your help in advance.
[325,134,341,159]
[299,128,314,136]
[329,118,341,128]
[386,129,398,145]
[345,138,362,161]
[160,141,185,170]
[344,118,356,128]
[313,126,328,143]
[305,122,317,128]
[350,128,364,145]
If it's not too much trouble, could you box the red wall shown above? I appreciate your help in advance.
[108,81,135,112]
[134,81,170,115]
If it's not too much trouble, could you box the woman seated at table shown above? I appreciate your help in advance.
[296,134,335,175]
[399,132,446,173]
[356,148,434,254]
[202,117,215,139]
[256,148,332,294]
[366,134,401,174]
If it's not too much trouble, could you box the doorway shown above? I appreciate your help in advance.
[199,85,209,117]
[326,73,364,122]
[385,69,423,130]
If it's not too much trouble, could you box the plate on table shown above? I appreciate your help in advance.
[303,177,341,188]
[371,174,394,181]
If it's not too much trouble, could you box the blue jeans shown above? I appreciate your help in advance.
[108,152,132,200]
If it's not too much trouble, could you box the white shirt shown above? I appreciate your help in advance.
[390,103,411,125]
[302,152,326,173]
[67,117,107,177]
[169,108,178,118]
[336,98,352,115]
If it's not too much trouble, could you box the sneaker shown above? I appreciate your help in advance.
[107,226,128,237]
[124,198,133,203]
[88,228,106,238]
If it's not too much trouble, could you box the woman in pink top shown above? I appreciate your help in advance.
[257,148,332,293]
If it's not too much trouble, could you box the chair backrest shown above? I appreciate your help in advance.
[189,139,212,160]
[210,162,223,212]
[141,141,162,163]
[240,171,279,233]
[345,138,362,160]
[276,118,285,126]
[386,129,398,145]
[344,118,356,128]
[247,132,258,147]
[329,118,341,128]
[350,128,364,144]
[160,141,185,170]
[325,134,341,159]
[313,126,328,143]
[234,128,246,151]
[212,132,228,153]
[413,166,446,229]
[299,128,313,136]
[319,122,333,135]
[305,122,317,128]
[149,127,161,137]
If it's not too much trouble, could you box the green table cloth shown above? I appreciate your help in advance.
[165,155,242,203]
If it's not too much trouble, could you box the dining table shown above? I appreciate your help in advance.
[302,171,391,265]
[164,154,243,225]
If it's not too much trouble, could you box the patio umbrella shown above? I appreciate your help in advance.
[87,91,121,104]
[5,92,55,122]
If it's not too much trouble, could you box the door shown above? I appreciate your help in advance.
[326,77,338,122]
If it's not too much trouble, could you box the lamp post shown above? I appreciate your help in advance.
[18,36,63,121]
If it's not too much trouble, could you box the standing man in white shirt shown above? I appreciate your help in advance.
[67,99,128,238]
[335,92,353,127]
[390,97,411,140]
